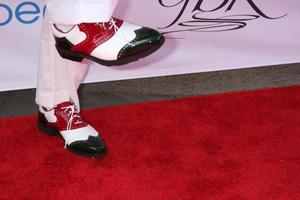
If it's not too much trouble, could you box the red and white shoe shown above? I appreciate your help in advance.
[38,102,106,158]
[52,18,165,66]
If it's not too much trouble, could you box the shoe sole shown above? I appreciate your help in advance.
[38,118,107,158]
[55,36,166,66]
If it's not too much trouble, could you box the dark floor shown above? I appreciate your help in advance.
[0,63,299,118]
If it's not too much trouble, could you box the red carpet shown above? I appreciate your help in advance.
[0,86,300,200]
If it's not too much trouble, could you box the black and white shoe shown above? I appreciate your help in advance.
[52,18,165,66]
[38,101,106,158]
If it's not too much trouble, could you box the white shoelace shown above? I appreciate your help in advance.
[61,105,83,131]
[97,18,134,46]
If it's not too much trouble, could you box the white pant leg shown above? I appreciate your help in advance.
[36,0,118,109]
[47,0,119,24]
[35,12,89,110]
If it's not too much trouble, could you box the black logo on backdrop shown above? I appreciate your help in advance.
[158,0,287,34]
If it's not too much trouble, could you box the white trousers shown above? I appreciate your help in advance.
[35,0,118,109]
[46,0,119,24]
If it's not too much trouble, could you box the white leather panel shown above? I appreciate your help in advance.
[52,25,86,45]
[60,125,99,146]
[39,106,57,123]
[91,22,140,61]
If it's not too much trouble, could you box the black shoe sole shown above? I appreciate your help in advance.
[55,36,166,66]
[38,115,107,158]
[67,145,108,159]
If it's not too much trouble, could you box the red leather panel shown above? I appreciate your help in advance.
[72,18,123,54]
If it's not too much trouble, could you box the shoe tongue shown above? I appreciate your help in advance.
[56,101,73,109]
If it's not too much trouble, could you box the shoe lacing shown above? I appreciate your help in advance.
[97,18,134,47]
[61,105,84,131]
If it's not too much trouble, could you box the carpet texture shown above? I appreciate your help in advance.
[0,86,299,200]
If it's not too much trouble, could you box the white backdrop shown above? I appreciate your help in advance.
[1,0,300,91]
